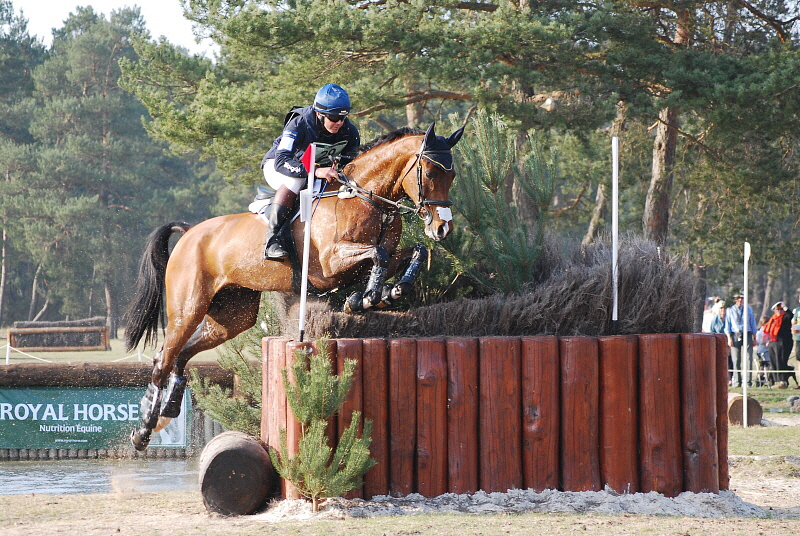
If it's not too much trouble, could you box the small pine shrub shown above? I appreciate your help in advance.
[269,341,376,512]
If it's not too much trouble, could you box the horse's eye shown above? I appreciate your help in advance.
[425,171,435,180]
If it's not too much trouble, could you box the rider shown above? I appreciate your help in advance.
[260,83,361,261]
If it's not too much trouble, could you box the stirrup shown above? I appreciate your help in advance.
[264,236,288,261]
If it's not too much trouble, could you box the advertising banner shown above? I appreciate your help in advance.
[0,387,190,449]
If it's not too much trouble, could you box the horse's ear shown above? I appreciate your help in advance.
[423,122,437,149]
[446,125,465,148]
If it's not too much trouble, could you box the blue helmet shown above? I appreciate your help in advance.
[313,84,351,116]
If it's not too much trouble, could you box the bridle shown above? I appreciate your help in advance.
[333,136,454,226]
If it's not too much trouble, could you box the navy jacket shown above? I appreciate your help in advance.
[261,105,360,179]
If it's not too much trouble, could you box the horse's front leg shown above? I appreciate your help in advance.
[342,243,428,313]
[387,243,428,302]
[344,245,390,314]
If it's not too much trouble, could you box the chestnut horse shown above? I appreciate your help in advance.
[123,123,464,450]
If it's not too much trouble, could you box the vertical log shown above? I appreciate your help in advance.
[715,333,730,490]
[446,337,479,495]
[559,337,601,492]
[260,337,271,443]
[521,336,559,492]
[681,334,719,493]
[265,338,289,498]
[389,338,417,496]
[265,338,287,452]
[284,340,311,500]
[598,335,639,493]
[362,338,390,499]
[479,337,522,493]
[336,338,364,499]
[416,338,448,497]
[638,334,682,497]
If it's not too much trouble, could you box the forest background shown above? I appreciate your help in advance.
[1,0,799,336]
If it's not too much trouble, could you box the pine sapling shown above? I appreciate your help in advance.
[269,340,377,512]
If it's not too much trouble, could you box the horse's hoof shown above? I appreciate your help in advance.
[344,292,364,314]
[131,427,152,451]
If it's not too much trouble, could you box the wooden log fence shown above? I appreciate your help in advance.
[8,325,111,352]
[262,334,729,499]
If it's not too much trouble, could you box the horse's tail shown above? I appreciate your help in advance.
[123,221,191,352]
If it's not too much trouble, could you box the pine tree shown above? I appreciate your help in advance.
[269,341,376,512]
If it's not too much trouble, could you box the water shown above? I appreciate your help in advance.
[0,458,199,495]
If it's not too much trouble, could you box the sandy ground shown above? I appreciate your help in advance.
[2,455,800,536]
[2,414,799,535]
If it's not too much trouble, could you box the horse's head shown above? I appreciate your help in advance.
[406,122,465,241]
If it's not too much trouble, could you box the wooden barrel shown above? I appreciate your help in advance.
[727,394,763,426]
[198,431,275,516]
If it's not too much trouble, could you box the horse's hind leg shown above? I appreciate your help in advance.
[153,287,261,433]
[132,277,216,451]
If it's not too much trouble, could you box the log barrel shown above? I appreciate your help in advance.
[727,394,763,426]
[198,431,276,515]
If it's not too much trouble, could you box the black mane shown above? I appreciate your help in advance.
[358,126,424,154]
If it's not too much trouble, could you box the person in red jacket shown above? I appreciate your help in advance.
[764,302,794,388]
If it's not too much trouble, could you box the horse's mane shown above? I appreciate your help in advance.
[358,126,423,154]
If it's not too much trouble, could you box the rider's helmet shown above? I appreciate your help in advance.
[313,84,351,116]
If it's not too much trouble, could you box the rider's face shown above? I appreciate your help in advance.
[319,112,345,134]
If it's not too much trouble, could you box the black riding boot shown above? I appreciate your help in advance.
[263,202,291,261]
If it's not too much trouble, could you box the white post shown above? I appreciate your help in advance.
[298,144,316,342]
[612,136,619,325]
[743,241,751,428]
[5,343,9,365]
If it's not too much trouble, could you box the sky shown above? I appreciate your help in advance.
[10,0,218,57]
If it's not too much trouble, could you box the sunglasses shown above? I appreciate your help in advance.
[322,113,346,123]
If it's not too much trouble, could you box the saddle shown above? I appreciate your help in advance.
[249,186,324,295]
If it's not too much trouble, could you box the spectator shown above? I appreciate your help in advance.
[724,293,757,387]
[789,296,800,389]
[702,297,717,333]
[709,302,727,334]
[755,316,772,386]
[764,301,793,389]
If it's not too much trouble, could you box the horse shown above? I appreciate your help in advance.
[123,122,464,450]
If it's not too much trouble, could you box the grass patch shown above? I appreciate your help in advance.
[728,424,800,456]
[729,386,800,411]
[1,333,221,364]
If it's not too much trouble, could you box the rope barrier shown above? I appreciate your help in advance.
[2,344,54,364]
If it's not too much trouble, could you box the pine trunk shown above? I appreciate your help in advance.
[643,106,678,246]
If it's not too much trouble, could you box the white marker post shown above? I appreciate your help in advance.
[298,144,316,342]
[612,136,619,330]
[743,241,751,428]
